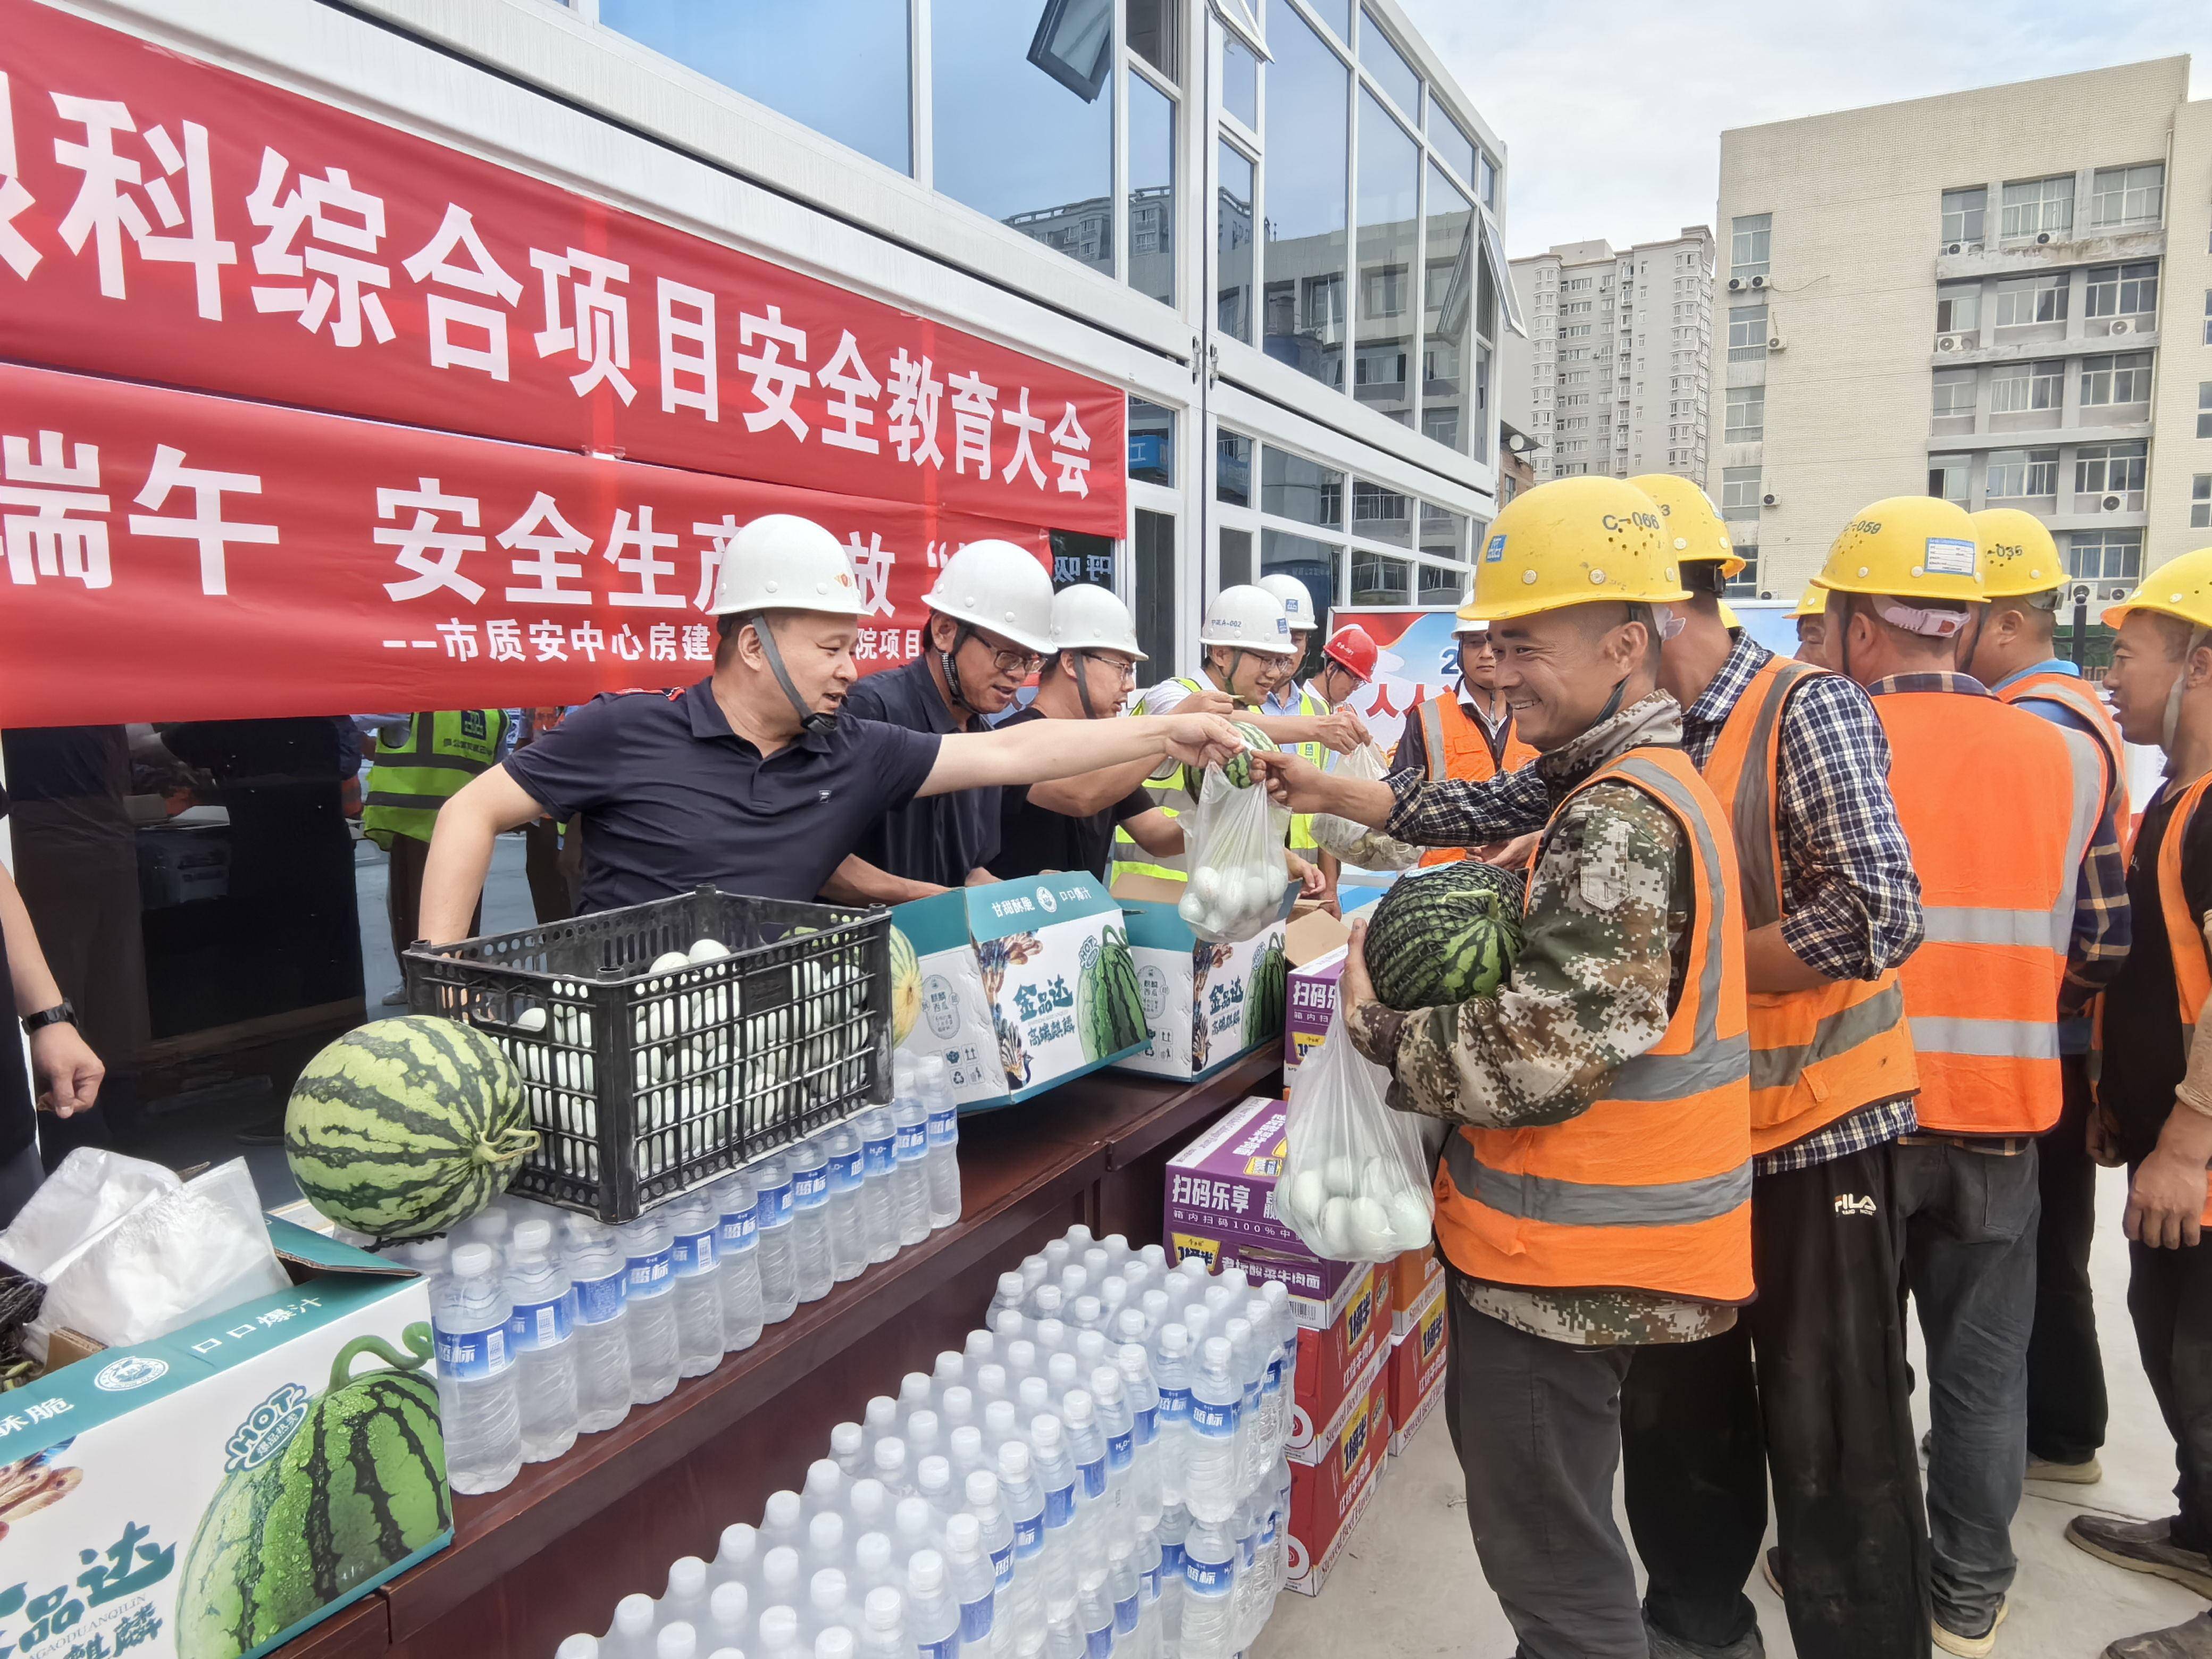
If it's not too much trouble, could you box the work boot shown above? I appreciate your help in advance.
[1933,1599,2006,1657]
[2068,1514,2212,1597]
[1644,1610,1765,1658]
[2025,1450,2103,1484]
[2107,1614,2212,1657]
[1758,1547,1783,1598]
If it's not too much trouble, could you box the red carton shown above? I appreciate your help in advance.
[1388,1245,1444,1340]
[1288,1262,1381,1461]
[1286,1347,1392,1596]
[1388,1273,1448,1454]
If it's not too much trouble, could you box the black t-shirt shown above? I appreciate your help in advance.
[987,709,1156,881]
[0,786,32,1160]
[841,659,1000,887]
[503,680,942,910]
[2102,780,2212,1160]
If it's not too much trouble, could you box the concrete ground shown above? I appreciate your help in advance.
[1258,1166,2205,1659]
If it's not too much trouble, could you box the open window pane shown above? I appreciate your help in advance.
[1262,9,1350,391]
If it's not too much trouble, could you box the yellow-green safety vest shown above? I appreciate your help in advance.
[1108,677,1320,885]
[363,710,507,850]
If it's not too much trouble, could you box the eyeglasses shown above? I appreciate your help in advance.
[1078,652,1139,682]
[960,635,1045,675]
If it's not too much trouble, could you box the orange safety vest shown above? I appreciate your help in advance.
[1433,746,1754,1303]
[1702,658,1919,1153]
[1875,688,2103,1136]
[1417,691,1541,868]
[2154,772,2212,1225]
[1998,671,2132,849]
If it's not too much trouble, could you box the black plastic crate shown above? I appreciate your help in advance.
[401,886,891,1221]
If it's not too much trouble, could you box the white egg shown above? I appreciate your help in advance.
[1287,1169,1329,1234]
[1191,867,1222,902]
[688,937,730,964]
[650,950,691,976]
[1243,873,1277,915]
[1179,890,1206,924]
[1386,1191,1434,1250]
[1361,1157,1410,1206]
[1319,1197,1355,1260]
[1348,1197,1396,1258]
[1324,1154,1363,1199]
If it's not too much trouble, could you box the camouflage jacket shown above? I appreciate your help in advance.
[1349,693,1737,1346]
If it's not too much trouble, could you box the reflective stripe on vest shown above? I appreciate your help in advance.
[1286,685,1323,854]
[2154,772,2212,1227]
[1417,692,1541,868]
[1999,672,2132,846]
[1699,656,1918,1152]
[362,710,505,849]
[1874,689,2099,1135]
[1432,746,1754,1303]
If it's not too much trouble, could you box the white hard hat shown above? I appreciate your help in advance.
[1200,585,1296,653]
[1049,584,1147,659]
[922,540,1057,656]
[707,514,867,618]
[1451,614,1490,638]
[1256,574,1318,633]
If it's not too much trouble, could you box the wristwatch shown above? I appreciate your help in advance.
[20,1002,76,1037]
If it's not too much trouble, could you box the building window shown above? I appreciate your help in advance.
[1217,142,1255,342]
[1985,447,2058,499]
[1941,185,1988,248]
[2194,475,2212,532]
[1994,274,2067,327]
[1731,213,1771,280]
[2069,527,2143,581]
[1362,265,1409,318]
[1720,466,1761,521]
[1727,304,1768,361]
[1931,369,1976,420]
[1352,481,1413,547]
[2085,261,2159,319]
[2080,351,2152,407]
[1262,8,1351,391]
[1216,428,1253,506]
[1935,283,1980,335]
[1127,397,1174,485]
[1222,30,1258,127]
[2000,174,2074,240]
[1928,454,1972,503]
[1128,73,1175,306]
[1989,358,2062,414]
[1566,276,1593,291]
[2090,162,2164,229]
[2075,440,2148,499]
[1724,384,1764,442]
[2200,382,2212,439]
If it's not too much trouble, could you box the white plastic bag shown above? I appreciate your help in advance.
[1308,743,1422,870]
[1177,762,1292,944]
[1275,1007,1434,1262]
[0,1148,180,1281]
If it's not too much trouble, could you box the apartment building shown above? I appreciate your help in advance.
[1713,57,2209,609]
[1509,228,1714,503]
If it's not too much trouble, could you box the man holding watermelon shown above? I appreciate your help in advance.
[1259,475,1755,1659]
[415,515,1248,942]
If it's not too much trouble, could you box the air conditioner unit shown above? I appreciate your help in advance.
[2035,231,2052,245]
[2104,583,2132,602]
[1727,277,1742,291]
[1749,275,1767,289]
[2102,494,2123,512]
[1762,492,1779,507]
[1768,335,1787,351]
[2109,318,2133,336]
[1936,334,1962,353]
[1945,241,1964,255]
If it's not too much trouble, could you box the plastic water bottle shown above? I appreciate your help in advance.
[997,1442,1046,1634]
[1182,1340,1240,1525]
[617,1213,681,1405]
[990,1272,1026,1325]
[826,1122,870,1283]
[757,1605,804,1657]
[761,1547,805,1624]
[789,1135,835,1303]
[1043,1601,1084,1659]
[1061,1392,1109,1563]
[1225,1319,1261,1495]
[1156,1505,1187,1658]
[500,1220,579,1464]
[895,1495,938,1563]
[713,1522,759,1593]
[389,1234,451,1286]
[461,1206,510,1256]
[859,1105,901,1265]
[891,1059,932,1247]
[807,1511,848,1580]
[706,1581,750,1650]
[808,1568,855,1643]
[1029,1417,1078,1609]
[816,1627,856,1659]
[604,1593,656,1659]
[833,1421,869,1478]
[943,1512,996,1654]
[1115,1347,1162,1528]
[1151,1327,1191,1510]
[664,1556,711,1627]
[432,1242,522,1494]
[1177,1519,1236,1659]
[907,1551,960,1659]
[654,1622,696,1659]
[554,1634,598,1659]
[852,1479,893,1540]
[1132,1522,1164,1659]
[919,1056,961,1229]
[853,1530,898,1601]
[666,1192,724,1379]
[763,1488,808,1555]
[917,1455,958,1536]
[804,1455,848,1521]
[1091,1368,1137,1534]
[856,1585,909,1659]
[1077,1570,1116,1659]
[874,1436,915,1500]
[562,1216,634,1435]
[967,1469,1015,1611]
[754,1151,800,1323]
[715,1172,765,1354]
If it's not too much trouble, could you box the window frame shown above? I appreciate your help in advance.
[1730,213,1771,280]
[2000,173,2075,241]
[2089,162,2164,229]
[1723,382,1764,443]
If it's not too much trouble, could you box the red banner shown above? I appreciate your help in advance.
[0,362,1049,727]
[0,1,1125,534]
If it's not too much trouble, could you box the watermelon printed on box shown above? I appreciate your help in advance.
[0,1219,445,1659]
[1109,876,1293,1082]
[892,874,1146,1111]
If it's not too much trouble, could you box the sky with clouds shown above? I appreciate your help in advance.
[1396,0,2212,257]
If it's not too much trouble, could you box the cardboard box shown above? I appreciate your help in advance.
[0,1220,446,1659]
[1162,1095,1366,1325]
[1281,909,1352,1076]
[1108,873,1294,1082]
[894,873,1146,1110]
[1388,1274,1448,1454]
[1288,1270,1384,1461]
[1285,1348,1392,1597]
[1387,1246,1444,1340]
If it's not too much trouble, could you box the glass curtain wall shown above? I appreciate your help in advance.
[1262,9,1350,388]
[1354,91,1419,426]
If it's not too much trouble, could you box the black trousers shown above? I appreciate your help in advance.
[2126,1193,2212,1554]
[1622,1142,1931,1659]
[2027,1054,2107,1464]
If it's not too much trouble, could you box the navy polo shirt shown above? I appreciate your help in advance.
[840,658,1000,887]
[503,679,941,911]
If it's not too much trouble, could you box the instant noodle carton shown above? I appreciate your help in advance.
[1107,874,1293,1082]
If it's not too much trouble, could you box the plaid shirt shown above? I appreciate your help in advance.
[1867,672,2129,1014]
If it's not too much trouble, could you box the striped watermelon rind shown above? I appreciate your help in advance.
[286,1017,535,1241]
[1364,862,1527,1011]
[176,1326,448,1659]
[1219,721,1278,789]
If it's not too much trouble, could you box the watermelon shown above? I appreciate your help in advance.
[1220,721,1278,789]
[1077,926,1147,1061]
[175,1327,449,1659]
[1244,935,1288,1045]
[1363,862,1527,1011]
[890,925,922,1049]
[286,1017,536,1241]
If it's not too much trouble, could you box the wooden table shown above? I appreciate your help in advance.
[284,1050,1280,1658]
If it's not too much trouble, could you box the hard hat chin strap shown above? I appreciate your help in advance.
[1073,655,1100,721]
[1595,604,1661,725]
[2165,626,2210,751]
[937,621,982,717]
[748,613,837,736]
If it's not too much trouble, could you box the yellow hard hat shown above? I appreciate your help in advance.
[1463,476,1689,625]
[1811,496,1982,605]
[1719,600,1742,631]
[1788,583,1828,619]
[1630,473,1745,578]
[1972,508,2063,601]
[2102,546,2212,633]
